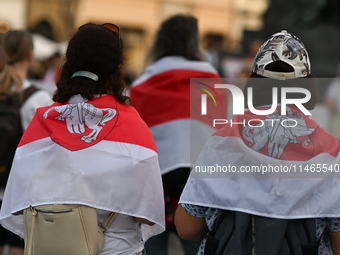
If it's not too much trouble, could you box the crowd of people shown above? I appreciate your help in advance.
[0,13,340,255]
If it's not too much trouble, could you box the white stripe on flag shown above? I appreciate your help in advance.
[131,56,218,87]
[150,119,216,174]
[180,135,340,218]
[0,137,164,241]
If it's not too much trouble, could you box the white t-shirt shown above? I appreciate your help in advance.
[20,80,54,130]
[97,209,144,255]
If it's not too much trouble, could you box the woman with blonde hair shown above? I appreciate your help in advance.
[0,30,52,255]
[0,30,53,129]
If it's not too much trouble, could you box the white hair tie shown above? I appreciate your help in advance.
[72,71,99,81]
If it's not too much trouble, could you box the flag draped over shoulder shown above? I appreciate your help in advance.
[180,105,340,218]
[0,94,165,241]
[130,56,224,174]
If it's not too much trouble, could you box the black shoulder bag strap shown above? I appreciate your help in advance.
[284,219,320,255]
[204,210,234,255]
[10,85,40,109]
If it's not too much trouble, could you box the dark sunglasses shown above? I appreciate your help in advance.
[78,23,120,39]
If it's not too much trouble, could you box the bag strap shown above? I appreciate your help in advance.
[204,210,233,255]
[22,86,40,104]
[99,212,117,233]
[284,219,321,255]
[7,85,39,108]
[301,219,313,243]
[27,206,37,255]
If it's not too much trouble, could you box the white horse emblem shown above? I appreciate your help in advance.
[242,106,315,158]
[43,102,117,143]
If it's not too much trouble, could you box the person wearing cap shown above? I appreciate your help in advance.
[0,23,165,255]
[175,31,340,255]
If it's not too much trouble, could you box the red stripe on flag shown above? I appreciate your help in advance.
[18,97,158,153]
[212,107,340,159]
[104,104,158,152]
[18,108,51,146]
[131,69,220,127]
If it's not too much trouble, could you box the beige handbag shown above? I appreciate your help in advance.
[23,204,116,255]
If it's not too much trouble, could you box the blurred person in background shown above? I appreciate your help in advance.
[242,39,265,76]
[41,51,61,85]
[324,63,340,138]
[130,14,223,255]
[0,30,53,255]
[0,45,5,72]
[202,34,223,72]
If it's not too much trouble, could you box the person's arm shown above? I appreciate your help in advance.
[324,97,339,113]
[324,79,340,113]
[175,204,208,241]
[134,217,155,226]
[329,231,340,255]
[325,218,340,255]
[12,210,23,215]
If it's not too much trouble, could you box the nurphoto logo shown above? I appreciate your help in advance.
[197,82,312,128]
[200,84,311,116]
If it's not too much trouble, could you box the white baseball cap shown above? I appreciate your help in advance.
[252,30,311,80]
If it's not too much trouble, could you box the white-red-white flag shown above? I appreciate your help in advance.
[131,56,227,174]
[180,105,340,218]
[0,94,165,241]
